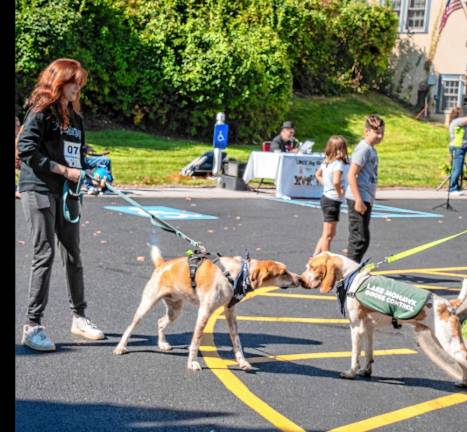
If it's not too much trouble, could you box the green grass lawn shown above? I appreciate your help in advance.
[86,92,451,187]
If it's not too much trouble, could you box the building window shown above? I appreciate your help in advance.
[386,0,430,33]
[406,0,427,31]
[437,75,466,113]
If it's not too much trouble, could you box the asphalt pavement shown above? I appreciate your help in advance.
[15,188,467,432]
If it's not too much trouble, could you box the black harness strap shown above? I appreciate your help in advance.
[187,250,235,290]
[186,249,251,308]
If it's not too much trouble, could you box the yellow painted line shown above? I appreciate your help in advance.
[219,315,348,324]
[201,288,306,432]
[207,348,417,367]
[373,267,467,275]
[259,292,336,301]
[414,284,460,292]
[416,270,467,278]
[329,393,467,432]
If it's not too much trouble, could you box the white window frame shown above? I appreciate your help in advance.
[381,0,431,34]
[436,74,466,113]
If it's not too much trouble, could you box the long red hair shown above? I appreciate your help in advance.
[27,58,88,129]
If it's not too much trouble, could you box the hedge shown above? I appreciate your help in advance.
[15,0,398,143]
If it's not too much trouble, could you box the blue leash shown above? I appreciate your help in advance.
[62,170,85,223]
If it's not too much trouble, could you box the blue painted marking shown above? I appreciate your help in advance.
[271,198,442,219]
[104,206,218,221]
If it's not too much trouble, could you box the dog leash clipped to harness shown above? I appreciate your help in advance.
[84,172,207,253]
[227,249,252,308]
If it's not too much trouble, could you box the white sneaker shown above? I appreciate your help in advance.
[21,325,56,352]
[450,190,464,196]
[71,316,105,340]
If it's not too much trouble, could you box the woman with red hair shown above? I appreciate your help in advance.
[17,58,104,351]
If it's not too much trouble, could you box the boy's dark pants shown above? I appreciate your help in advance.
[21,191,87,325]
[346,199,372,263]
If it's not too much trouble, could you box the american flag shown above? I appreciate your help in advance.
[439,0,463,34]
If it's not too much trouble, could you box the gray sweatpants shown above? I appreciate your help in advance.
[21,191,87,324]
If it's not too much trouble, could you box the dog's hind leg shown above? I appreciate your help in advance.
[223,306,252,371]
[358,323,374,377]
[187,306,212,371]
[157,299,183,351]
[113,282,162,355]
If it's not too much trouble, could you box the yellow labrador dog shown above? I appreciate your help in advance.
[114,246,299,371]
[300,252,467,387]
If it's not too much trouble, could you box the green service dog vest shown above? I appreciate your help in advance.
[354,276,431,320]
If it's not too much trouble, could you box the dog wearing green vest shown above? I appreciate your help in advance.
[300,252,467,387]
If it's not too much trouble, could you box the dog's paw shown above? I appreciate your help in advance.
[454,380,467,388]
[158,342,172,352]
[340,370,357,379]
[357,367,372,377]
[238,360,253,371]
[113,346,128,355]
[187,361,202,371]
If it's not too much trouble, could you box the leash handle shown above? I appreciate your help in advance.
[63,170,85,224]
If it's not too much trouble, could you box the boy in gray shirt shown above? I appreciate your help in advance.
[345,115,385,263]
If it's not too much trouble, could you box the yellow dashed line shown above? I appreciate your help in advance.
[329,393,467,432]
[219,315,348,324]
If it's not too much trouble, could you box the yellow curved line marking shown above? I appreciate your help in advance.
[201,273,465,432]
[329,393,467,432]
[219,316,348,324]
[201,289,305,432]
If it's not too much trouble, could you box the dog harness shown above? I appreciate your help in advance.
[186,249,252,308]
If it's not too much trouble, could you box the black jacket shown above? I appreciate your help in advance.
[18,104,88,195]
[270,134,294,153]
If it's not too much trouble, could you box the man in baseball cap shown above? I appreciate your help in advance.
[270,121,298,153]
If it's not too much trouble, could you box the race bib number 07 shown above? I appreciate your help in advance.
[64,140,82,168]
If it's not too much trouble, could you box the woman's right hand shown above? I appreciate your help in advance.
[64,167,82,183]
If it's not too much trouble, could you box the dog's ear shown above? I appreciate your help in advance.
[250,262,269,289]
[320,257,339,293]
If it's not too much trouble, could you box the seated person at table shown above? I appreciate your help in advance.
[82,144,113,195]
[270,121,299,153]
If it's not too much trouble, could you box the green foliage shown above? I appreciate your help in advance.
[15,0,398,143]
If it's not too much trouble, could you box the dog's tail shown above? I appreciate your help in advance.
[454,279,467,321]
[150,245,165,268]
[415,325,464,382]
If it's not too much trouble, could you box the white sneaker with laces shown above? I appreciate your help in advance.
[450,190,464,196]
[71,316,105,340]
[21,325,56,352]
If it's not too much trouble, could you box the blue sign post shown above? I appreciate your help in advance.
[213,123,229,149]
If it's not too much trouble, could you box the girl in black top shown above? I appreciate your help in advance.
[18,58,105,351]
